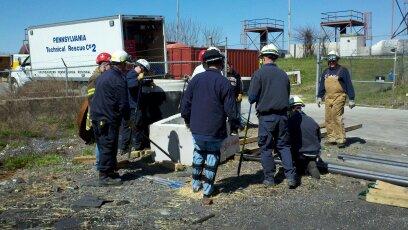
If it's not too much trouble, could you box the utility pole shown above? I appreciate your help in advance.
[176,0,180,41]
[288,0,291,55]
[391,0,395,38]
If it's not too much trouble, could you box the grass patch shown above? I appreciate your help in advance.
[82,147,94,156]
[2,153,64,171]
[0,140,6,151]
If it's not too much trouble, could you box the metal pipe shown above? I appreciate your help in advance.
[327,163,408,187]
[338,154,408,168]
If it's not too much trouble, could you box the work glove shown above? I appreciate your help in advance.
[348,100,355,109]
[317,98,322,108]
[236,94,243,103]
[137,72,144,81]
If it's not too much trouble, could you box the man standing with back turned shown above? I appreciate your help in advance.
[181,49,237,205]
[91,50,130,186]
[248,43,297,189]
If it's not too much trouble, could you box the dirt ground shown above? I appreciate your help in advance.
[0,131,408,229]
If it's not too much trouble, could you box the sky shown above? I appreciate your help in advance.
[0,0,400,53]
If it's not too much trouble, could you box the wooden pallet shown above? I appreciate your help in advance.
[362,180,408,209]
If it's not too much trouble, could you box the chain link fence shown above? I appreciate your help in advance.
[316,50,408,108]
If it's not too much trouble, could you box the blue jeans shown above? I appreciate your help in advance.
[258,114,296,182]
[191,137,222,196]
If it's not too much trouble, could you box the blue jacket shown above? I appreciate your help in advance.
[318,65,355,100]
[181,68,236,141]
[288,111,321,155]
[248,63,290,114]
[90,67,129,124]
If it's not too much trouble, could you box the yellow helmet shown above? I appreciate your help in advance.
[111,50,130,63]
[289,96,305,107]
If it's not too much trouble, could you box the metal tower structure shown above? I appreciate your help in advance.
[320,10,371,42]
[391,0,408,38]
[241,18,284,50]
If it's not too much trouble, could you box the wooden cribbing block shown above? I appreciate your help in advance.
[72,155,96,164]
[321,124,362,138]
[365,192,408,209]
[374,180,408,195]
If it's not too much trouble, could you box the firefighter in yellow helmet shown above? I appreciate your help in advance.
[317,51,355,148]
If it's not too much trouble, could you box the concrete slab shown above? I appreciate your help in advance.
[241,98,408,147]
[149,114,239,165]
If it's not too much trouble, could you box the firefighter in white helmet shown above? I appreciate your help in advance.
[90,49,131,186]
[317,50,355,148]
[119,58,153,157]
[288,96,321,179]
[248,43,298,188]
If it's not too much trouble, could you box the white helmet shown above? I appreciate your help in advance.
[289,95,305,107]
[259,43,279,58]
[327,50,340,61]
[136,59,150,71]
[111,50,130,63]
[207,46,221,52]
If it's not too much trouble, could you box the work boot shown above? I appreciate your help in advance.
[202,195,213,205]
[287,178,298,189]
[307,161,320,179]
[99,172,122,187]
[263,179,276,187]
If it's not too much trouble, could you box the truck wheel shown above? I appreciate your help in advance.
[10,78,19,94]
[80,85,87,96]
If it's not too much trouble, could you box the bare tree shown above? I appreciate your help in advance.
[166,18,201,46]
[202,26,223,46]
[166,17,224,47]
[294,26,318,57]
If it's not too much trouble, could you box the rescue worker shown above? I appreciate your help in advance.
[191,46,222,79]
[190,49,206,79]
[119,59,152,157]
[317,51,355,148]
[226,62,243,134]
[248,43,297,188]
[288,96,321,179]
[181,49,237,205]
[86,52,111,170]
[90,50,130,186]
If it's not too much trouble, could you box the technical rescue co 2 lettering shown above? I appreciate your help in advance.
[45,34,96,53]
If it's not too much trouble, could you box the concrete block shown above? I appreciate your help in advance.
[149,113,239,165]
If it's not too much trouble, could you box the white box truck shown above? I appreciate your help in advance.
[13,15,167,87]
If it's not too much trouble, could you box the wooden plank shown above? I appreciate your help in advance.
[374,180,408,194]
[321,124,362,138]
[368,188,408,200]
[239,136,257,145]
[240,124,362,142]
[366,192,408,208]
[72,155,95,164]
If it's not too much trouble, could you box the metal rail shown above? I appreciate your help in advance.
[338,153,408,168]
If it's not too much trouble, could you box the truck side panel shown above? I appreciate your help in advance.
[28,18,122,79]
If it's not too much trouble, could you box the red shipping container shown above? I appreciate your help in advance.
[166,43,259,79]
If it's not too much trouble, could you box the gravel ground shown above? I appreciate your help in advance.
[0,132,408,229]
